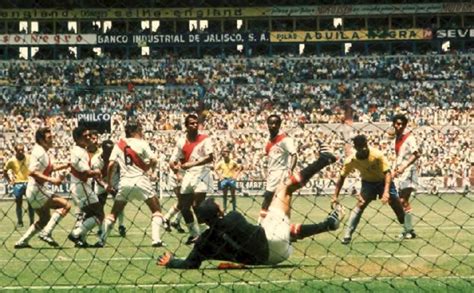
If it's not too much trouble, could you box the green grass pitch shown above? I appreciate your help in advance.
[0,193,472,291]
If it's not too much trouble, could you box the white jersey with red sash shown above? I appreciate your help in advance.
[394,130,419,190]
[109,138,156,201]
[264,133,297,192]
[26,144,55,208]
[91,153,119,195]
[171,134,214,194]
[70,145,98,208]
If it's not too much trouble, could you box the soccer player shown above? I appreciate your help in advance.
[392,114,421,239]
[67,126,104,247]
[259,114,297,223]
[331,134,406,245]
[157,150,341,269]
[4,143,34,227]
[14,127,72,248]
[169,114,214,245]
[96,120,165,247]
[214,148,242,211]
[92,140,126,237]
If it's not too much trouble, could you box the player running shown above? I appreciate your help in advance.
[14,127,71,249]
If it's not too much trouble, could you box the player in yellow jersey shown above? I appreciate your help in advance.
[331,135,405,245]
[215,148,242,211]
[4,144,34,227]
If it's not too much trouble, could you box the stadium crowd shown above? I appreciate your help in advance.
[0,54,472,189]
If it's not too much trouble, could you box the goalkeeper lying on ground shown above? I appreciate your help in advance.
[158,151,345,269]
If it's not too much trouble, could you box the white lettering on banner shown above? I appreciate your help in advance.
[435,28,474,39]
[0,34,96,45]
[97,34,128,44]
[77,113,111,122]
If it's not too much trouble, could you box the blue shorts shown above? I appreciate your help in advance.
[12,183,27,199]
[219,178,237,190]
[361,180,398,202]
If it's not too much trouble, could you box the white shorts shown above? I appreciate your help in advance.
[26,183,54,209]
[116,181,156,202]
[265,169,289,193]
[180,168,213,194]
[260,207,292,265]
[397,168,418,191]
[70,181,99,209]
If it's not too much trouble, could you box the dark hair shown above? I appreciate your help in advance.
[14,143,25,151]
[267,114,282,125]
[196,198,221,224]
[101,139,114,152]
[392,114,408,126]
[35,127,51,144]
[352,134,368,147]
[185,114,199,127]
[72,126,88,143]
[125,120,142,138]
[89,129,99,137]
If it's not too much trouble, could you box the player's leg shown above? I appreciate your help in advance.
[69,201,103,247]
[341,182,374,244]
[145,195,165,247]
[387,182,405,226]
[230,179,237,211]
[14,207,46,248]
[290,205,345,241]
[13,184,24,227]
[36,195,71,247]
[177,192,199,243]
[222,185,229,212]
[96,200,127,247]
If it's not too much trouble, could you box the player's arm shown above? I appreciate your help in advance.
[331,175,346,208]
[29,169,63,186]
[182,153,214,170]
[288,153,297,175]
[52,162,70,172]
[106,159,118,194]
[158,247,204,269]
[395,150,421,176]
[381,170,392,204]
[3,161,13,184]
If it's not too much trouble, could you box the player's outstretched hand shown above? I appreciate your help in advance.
[157,252,173,267]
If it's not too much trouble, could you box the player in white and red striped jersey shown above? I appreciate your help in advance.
[392,114,421,240]
[14,127,72,249]
[67,126,103,248]
[169,114,214,245]
[96,120,165,247]
[258,114,297,223]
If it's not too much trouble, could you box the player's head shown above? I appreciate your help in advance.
[353,134,369,160]
[125,120,143,138]
[87,129,99,153]
[196,198,224,225]
[35,127,53,149]
[184,114,199,134]
[222,148,230,160]
[72,126,90,147]
[101,140,114,160]
[392,114,408,136]
[267,114,282,137]
[14,143,25,160]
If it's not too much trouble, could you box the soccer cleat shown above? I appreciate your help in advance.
[74,240,90,248]
[14,241,32,249]
[185,235,199,245]
[68,233,83,246]
[118,225,127,237]
[152,241,166,248]
[399,230,417,240]
[341,237,351,245]
[328,204,345,231]
[39,234,59,247]
[163,219,172,232]
[171,221,186,234]
[17,222,24,228]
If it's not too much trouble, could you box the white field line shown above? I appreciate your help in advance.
[2,275,474,291]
